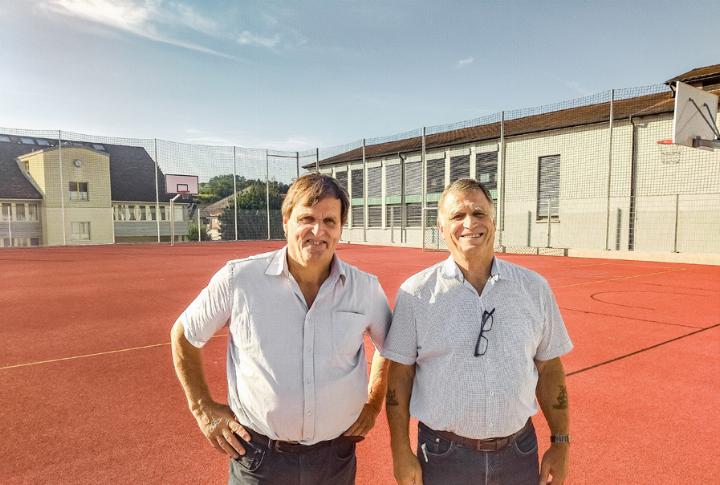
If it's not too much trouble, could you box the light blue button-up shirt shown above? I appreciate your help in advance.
[182,247,391,444]
[382,256,573,439]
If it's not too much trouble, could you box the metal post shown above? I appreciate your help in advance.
[153,138,161,243]
[266,150,271,240]
[197,207,201,243]
[58,130,67,245]
[546,202,551,248]
[296,151,300,179]
[498,111,506,245]
[233,146,238,241]
[315,148,320,172]
[362,139,367,243]
[7,205,12,246]
[673,194,680,253]
[420,127,426,250]
[604,89,615,250]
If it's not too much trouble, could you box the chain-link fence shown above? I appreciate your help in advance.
[1,81,719,257]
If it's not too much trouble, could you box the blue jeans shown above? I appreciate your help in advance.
[418,421,539,485]
[228,430,356,485]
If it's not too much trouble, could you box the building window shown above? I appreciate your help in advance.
[367,166,382,198]
[368,206,382,227]
[334,171,348,193]
[150,206,157,221]
[537,155,560,220]
[31,238,40,246]
[475,151,498,200]
[160,206,167,221]
[69,182,89,201]
[351,206,364,228]
[15,204,25,221]
[406,203,422,227]
[20,137,35,145]
[1,203,11,221]
[350,169,364,199]
[36,139,50,146]
[28,204,38,221]
[426,158,445,193]
[449,155,470,183]
[0,135,11,142]
[385,164,401,197]
[386,204,402,228]
[23,161,29,171]
[71,222,91,241]
[404,162,421,196]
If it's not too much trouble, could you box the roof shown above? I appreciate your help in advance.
[0,139,44,199]
[312,90,678,167]
[666,64,720,86]
[0,135,171,202]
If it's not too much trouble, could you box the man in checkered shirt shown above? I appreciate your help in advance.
[383,179,573,485]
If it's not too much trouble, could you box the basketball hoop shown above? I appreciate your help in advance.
[657,139,681,165]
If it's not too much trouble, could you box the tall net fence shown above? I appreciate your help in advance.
[1,81,719,256]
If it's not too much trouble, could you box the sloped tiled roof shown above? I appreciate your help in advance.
[666,64,720,85]
[313,90,677,167]
[0,140,44,199]
[0,135,171,202]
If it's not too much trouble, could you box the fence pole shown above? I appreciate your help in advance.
[58,130,67,245]
[546,202,551,248]
[498,111,506,247]
[266,150,271,240]
[233,146,238,241]
[673,194,680,253]
[197,208,201,243]
[296,152,300,179]
[315,148,319,172]
[604,89,615,250]
[421,127,426,250]
[362,139,367,243]
[7,206,12,246]
[153,138,161,243]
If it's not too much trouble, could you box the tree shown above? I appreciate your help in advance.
[220,180,289,240]
[197,174,253,203]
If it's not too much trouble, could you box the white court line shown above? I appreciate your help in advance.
[0,333,228,371]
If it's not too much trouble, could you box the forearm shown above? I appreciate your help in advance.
[170,320,214,413]
[535,357,569,435]
[366,350,390,411]
[385,361,416,455]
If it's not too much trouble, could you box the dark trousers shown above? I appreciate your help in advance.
[418,422,539,485]
[228,430,356,485]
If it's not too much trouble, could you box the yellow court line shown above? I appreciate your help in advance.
[556,268,687,289]
[0,333,228,371]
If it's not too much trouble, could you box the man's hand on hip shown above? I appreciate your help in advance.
[343,402,381,438]
[539,442,569,485]
[193,401,250,460]
[393,449,423,485]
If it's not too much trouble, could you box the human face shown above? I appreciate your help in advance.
[283,196,342,269]
[439,189,496,263]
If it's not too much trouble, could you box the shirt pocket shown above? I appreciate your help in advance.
[332,311,368,360]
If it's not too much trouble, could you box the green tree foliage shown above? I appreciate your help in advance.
[219,180,289,240]
[197,174,253,203]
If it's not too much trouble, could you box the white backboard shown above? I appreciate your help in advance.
[165,174,199,195]
[673,81,719,148]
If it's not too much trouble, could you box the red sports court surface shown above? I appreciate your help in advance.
[1,242,718,484]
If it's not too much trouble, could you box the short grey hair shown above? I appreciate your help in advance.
[438,178,496,220]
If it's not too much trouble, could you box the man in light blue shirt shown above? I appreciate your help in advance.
[384,179,572,485]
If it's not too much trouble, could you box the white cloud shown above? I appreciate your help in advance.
[456,56,474,68]
[237,30,281,49]
[39,0,235,59]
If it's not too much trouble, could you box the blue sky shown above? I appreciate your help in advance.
[0,0,716,151]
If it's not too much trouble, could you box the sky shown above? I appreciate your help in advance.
[0,0,717,152]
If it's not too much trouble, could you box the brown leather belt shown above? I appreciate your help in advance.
[240,428,364,454]
[419,419,533,452]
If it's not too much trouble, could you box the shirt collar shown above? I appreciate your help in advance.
[265,246,346,285]
[441,255,502,283]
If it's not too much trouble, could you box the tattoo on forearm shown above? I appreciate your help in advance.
[386,389,399,406]
[552,385,568,410]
